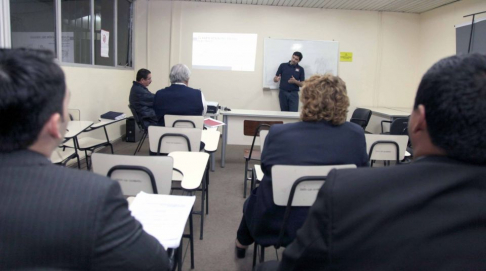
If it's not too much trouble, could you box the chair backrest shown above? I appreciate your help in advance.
[128,104,146,131]
[259,130,269,152]
[148,126,202,154]
[350,108,372,130]
[245,121,283,159]
[68,109,80,121]
[272,164,356,249]
[390,117,409,135]
[365,134,409,162]
[164,115,204,129]
[243,120,283,136]
[272,164,357,207]
[91,153,174,196]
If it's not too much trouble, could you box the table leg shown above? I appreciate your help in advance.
[221,114,228,168]
[210,152,215,172]
[200,168,206,240]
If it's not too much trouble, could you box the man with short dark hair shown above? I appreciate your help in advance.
[0,48,169,270]
[129,68,158,127]
[260,53,486,270]
[154,64,207,126]
[274,52,305,112]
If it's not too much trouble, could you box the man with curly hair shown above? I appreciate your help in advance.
[260,53,486,270]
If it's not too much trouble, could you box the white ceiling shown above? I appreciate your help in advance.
[171,0,461,14]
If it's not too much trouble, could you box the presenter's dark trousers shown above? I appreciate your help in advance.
[279,90,299,112]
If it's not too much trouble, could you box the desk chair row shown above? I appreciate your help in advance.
[52,109,122,169]
[91,153,198,271]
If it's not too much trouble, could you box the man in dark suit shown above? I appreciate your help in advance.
[0,49,169,270]
[153,64,207,126]
[260,53,486,270]
[129,68,158,127]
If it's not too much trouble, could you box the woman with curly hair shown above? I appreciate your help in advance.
[235,74,368,258]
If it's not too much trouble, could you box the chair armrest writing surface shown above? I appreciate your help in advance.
[169,152,209,190]
[64,121,93,139]
[201,130,220,153]
[91,117,127,129]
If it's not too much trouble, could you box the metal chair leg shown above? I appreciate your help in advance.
[200,171,206,240]
[189,211,194,269]
[134,131,147,155]
[244,159,249,198]
[206,161,209,215]
[252,243,258,269]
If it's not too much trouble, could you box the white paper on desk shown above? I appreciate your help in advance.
[129,192,196,249]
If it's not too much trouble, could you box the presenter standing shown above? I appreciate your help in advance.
[274,52,305,112]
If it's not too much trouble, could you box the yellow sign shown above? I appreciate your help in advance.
[340,52,353,62]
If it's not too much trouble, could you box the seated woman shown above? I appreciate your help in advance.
[235,74,368,258]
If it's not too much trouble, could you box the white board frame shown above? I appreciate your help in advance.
[263,38,339,89]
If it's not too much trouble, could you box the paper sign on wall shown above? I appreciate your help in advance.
[101,29,109,58]
[340,52,353,62]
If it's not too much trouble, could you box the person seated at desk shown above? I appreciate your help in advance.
[235,74,368,258]
[0,48,169,270]
[259,54,486,271]
[129,68,158,127]
[153,64,207,126]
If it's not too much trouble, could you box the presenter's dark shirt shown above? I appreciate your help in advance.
[276,62,305,92]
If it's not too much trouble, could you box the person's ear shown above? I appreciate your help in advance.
[409,105,427,136]
[46,113,63,139]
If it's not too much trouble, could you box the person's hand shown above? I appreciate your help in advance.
[288,76,298,84]
[274,75,281,83]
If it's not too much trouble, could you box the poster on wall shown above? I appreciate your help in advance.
[11,32,74,62]
[101,29,110,58]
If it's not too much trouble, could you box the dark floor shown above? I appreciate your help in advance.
[72,137,282,271]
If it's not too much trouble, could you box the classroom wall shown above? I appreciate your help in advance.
[144,1,422,111]
[63,66,133,141]
[60,0,152,142]
[61,0,486,141]
[419,0,486,76]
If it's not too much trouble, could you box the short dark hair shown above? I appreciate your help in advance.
[414,53,486,164]
[0,48,66,152]
[136,68,151,82]
[293,52,303,61]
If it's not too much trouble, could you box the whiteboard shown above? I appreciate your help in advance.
[263,38,339,89]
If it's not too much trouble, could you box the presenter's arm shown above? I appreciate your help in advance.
[91,181,169,271]
[201,92,207,115]
[274,64,283,82]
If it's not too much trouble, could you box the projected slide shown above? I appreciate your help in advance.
[192,33,257,71]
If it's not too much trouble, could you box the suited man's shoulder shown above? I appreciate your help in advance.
[41,163,120,200]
